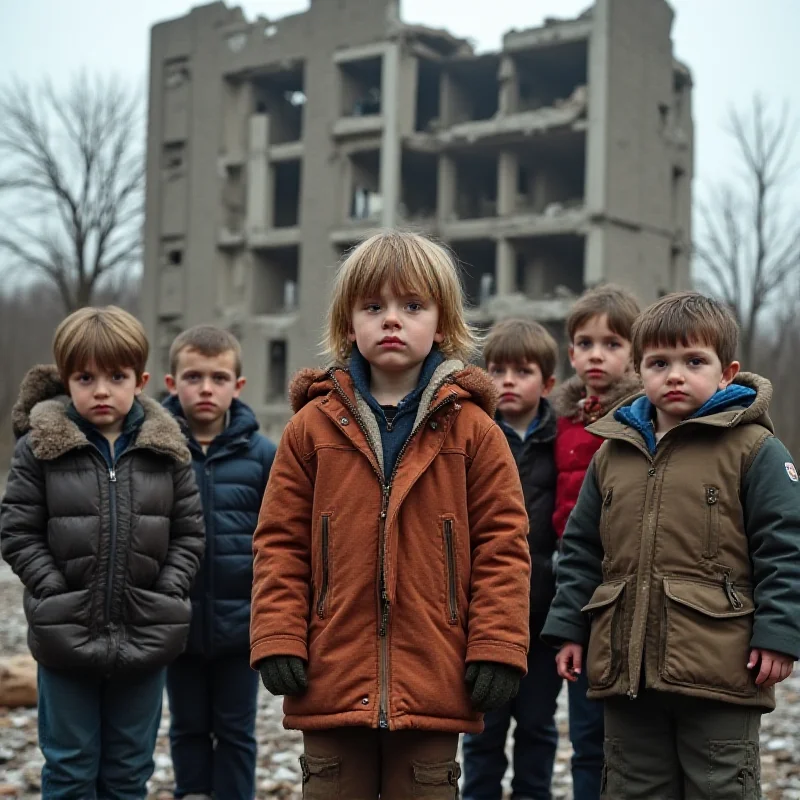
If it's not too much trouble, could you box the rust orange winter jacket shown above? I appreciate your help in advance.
[250,361,531,733]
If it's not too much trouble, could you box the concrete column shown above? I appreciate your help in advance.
[496,238,515,296]
[246,114,272,234]
[497,150,518,217]
[584,226,605,286]
[380,42,401,227]
[498,55,518,116]
[437,154,456,221]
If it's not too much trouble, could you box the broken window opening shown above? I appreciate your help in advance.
[444,58,499,125]
[454,153,498,220]
[450,240,496,307]
[401,150,438,222]
[515,131,585,214]
[415,60,441,133]
[252,64,305,144]
[347,149,382,222]
[163,143,185,172]
[266,340,288,403]
[252,245,300,315]
[515,235,584,298]
[168,249,183,266]
[273,160,302,228]
[514,40,588,113]
[340,57,383,118]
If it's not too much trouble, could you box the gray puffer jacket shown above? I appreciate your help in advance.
[0,366,205,675]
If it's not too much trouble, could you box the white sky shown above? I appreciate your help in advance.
[0,0,798,205]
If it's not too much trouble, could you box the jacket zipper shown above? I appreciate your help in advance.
[704,486,719,559]
[105,464,118,624]
[317,515,331,619]
[724,573,744,610]
[601,488,613,556]
[330,370,458,729]
[443,519,458,624]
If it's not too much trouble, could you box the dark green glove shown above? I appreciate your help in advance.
[258,656,308,697]
[465,661,521,712]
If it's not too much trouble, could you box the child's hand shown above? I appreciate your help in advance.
[748,648,794,688]
[556,643,583,682]
[258,655,308,696]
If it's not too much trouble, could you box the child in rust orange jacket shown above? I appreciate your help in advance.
[249,231,531,797]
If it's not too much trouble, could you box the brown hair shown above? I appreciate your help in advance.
[631,291,739,370]
[169,325,243,377]
[324,230,478,364]
[53,306,149,383]
[566,284,641,342]
[484,318,558,381]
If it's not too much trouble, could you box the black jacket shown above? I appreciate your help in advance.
[499,398,558,633]
[0,366,205,675]
[164,395,276,658]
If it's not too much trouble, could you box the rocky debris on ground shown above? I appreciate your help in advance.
[0,560,799,798]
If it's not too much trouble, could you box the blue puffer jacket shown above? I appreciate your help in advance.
[164,395,276,658]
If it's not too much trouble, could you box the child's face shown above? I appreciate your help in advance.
[569,314,632,395]
[639,341,739,426]
[165,348,245,427]
[348,286,443,376]
[488,360,555,420]
[68,361,148,435]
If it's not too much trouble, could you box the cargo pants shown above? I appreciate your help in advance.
[602,688,762,799]
[300,727,460,799]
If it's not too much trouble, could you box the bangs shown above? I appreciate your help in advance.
[339,236,443,307]
[484,337,533,367]
[54,306,149,381]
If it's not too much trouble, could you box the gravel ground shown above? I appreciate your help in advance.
[0,537,798,797]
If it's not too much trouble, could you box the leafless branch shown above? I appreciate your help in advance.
[0,72,144,311]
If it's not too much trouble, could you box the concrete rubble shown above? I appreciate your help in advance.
[0,558,799,798]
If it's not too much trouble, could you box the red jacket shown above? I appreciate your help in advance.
[551,375,641,537]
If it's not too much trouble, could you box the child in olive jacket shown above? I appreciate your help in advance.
[543,292,800,799]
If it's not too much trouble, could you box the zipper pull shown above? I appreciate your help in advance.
[724,575,743,610]
[706,487,718,505]
[109,468,117,483]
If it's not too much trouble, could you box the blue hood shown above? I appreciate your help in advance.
[614,383,757,454]
[162,394,260,450]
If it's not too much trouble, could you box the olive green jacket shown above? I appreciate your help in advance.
[542,373,800,711]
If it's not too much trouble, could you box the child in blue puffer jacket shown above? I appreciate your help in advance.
[163,325,276,800]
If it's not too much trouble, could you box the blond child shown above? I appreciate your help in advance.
[249,231,531,799]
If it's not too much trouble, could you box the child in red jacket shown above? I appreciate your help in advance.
[550,285,640,799]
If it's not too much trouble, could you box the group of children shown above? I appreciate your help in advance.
[1,229,799,800]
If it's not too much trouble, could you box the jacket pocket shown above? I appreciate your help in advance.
[703,485,720,558]
[600,488,613,557]
[581,578,627,689]
[442,518,458,625]
[660,577,756,696]
[125,586,192,627]
[316,514,331,619]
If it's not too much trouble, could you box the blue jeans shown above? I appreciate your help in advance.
[37,665,165,800]
[167,653,259,800]
[567,669,604,800]
[462,637,562,800]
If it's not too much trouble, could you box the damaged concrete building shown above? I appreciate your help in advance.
[142,0,693,435]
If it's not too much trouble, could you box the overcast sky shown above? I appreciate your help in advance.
[1,0,798,202]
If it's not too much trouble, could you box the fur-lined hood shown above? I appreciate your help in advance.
[550,372,642,421]
[288,362,499,419]
[11,364,191,464]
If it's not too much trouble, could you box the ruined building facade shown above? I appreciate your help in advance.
[143,0,693,435]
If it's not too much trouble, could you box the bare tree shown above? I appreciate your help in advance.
[694,95,800,366]
[0,73,144,311]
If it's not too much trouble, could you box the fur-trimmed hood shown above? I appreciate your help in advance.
[11,364,191,464]
[550,372,642,421]
[288,363,499,419]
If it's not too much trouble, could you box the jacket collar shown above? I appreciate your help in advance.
[497,396,557,445]
[550,372,642,421]
[163,394,259,451]
[588,372,774,450]
[12,365,191,464]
